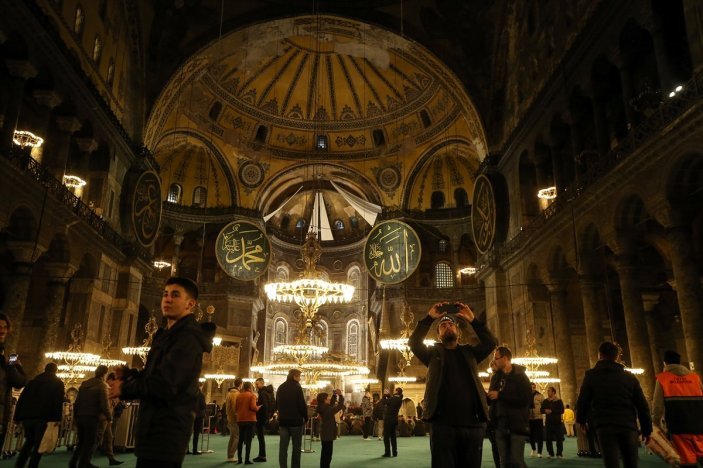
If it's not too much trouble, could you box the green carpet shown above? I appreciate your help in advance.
[9,434,668,467]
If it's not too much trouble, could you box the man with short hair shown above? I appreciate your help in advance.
[541,386,565,459]
[529,382,545,458]
[410,302,498,467]
[110,277,216,468]
[226,377,243,462]
[14,362,64,468]
[71,365,112,468]
[488,346,532,468]
[253,377,274,462]
[382,387,403,457]
[576,341,652,468]
[652,349,703,467]
[276,368,308,468]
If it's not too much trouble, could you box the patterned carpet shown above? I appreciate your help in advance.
[5,433,669,467]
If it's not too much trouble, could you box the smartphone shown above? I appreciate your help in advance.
[437,303,460,314]
[8,353,18,364]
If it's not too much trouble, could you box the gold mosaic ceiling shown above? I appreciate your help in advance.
[148,15,487,217]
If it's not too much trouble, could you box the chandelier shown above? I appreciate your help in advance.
[153,259,172,270]
[45,324,100,385]
[204,344,238,388]
[63,175,87,189]
[537,186,557,200]
[380,303,430,382]
[264,232,354,328]
[122,315,159,364]
[13,130,44,148]
[511,334,560,391]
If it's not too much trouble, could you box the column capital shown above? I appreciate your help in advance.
[44,262,76,284]
[4,59,38,80]
[75,137,98,153]
[55,116,82,134]
[6,240,45,265]
[640,290,661,312]
[32,89,63,109]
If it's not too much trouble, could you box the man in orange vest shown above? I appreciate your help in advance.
[653,350,703,467]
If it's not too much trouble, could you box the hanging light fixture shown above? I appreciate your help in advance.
[122,315,159,364]
[153,260,172,270]
[537,187,557,200]
[63,175,87,189]
[45,324,100,385]
[264,232,354,328]
[13,130,44,148]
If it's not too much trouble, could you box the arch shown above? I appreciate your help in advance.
[45,234,71,263]
[346,319,360,359]
[192,186,207,207]
[591,56,627,147]
[74,5,85,38]
[167,183,182,204]
[209,101,223,121]
[275,264,290,281]
[347,264,361,300]
[92,35,103,64]
[569,86,597,158]
[619,20,660,120]
[578,223,606,273]
[75,253,98,279]
[434,261,454,288]
[314,319,329,348]
[334,219,344,230]
[273,317,288,348]
[651,0,693,87]
[614,194,649,231]
[548,246,570,274]
[430,191,445,209]
[7,206,37,241]
[454,188,469,208]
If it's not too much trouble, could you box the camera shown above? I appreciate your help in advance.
[437,303,461,314]
[8,353,18,364]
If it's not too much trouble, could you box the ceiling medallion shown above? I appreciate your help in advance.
[377,166,401,191]
[238,160,265,188]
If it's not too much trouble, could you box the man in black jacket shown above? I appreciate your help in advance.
[382,387,403,457]
[541,386,565,458]
[253,377,274,462]
[14,362,64,468]
[488,346,532,468]
[409,302,498,467]
[111,277,215,468]
[71,365,112,468]
[576,341,652,468]
[276,368,308,468]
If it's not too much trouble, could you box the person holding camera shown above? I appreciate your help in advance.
[409,302,497,467]
[317,390,346,468]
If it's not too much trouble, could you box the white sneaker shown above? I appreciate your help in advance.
[538,453,543,458]
[530,450,537,458]
[227,458,237,462]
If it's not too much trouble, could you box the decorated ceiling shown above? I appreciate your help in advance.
[147,15,487,240]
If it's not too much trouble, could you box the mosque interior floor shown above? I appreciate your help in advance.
[9,433,668,467]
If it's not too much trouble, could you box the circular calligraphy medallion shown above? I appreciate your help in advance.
[364,220,421,285]
[471,174,498,254]
[377,166,400,191]
[239,161,264,188]
[215,220,271,281]
[132,171,162,247]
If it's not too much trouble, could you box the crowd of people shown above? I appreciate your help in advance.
[0,279,702,468]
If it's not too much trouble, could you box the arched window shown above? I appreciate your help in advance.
[92,35,103,63]
[209,101,222,121]
[372,129,385,146]
[295,218,306,230]
[431,191,445,209]
[434,262,455,288]
[106,59,115,87]
[255,125,268,143]
[334,219,344,230]
[167,183,182,204]
[74,5,85,37]
[438,239,448,253]
[276,265,289,281]
[315,320,329,348]
[192,186,207,207]
[316,135,328,150]
[346,319,360,359]
[454,188,469,208]
[350,217,359,229]
[347,266,361,301]
[419,110,432,128]
[274,318,288,348]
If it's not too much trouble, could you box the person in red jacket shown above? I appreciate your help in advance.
[235,381,261,465]
[653,350,703,467]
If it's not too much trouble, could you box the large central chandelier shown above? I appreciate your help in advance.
[264,232,354,328]
[512,334,560,391]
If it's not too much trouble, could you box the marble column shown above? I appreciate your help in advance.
[666,225,703,371]
[642,291,666,376]
[1,60,37,154]
[578,274,606,367]
[615,256,655,401]
[170,234,184,276]
[548,282,578,406]
[36,262,75,375]
[3,241,44,351]
[31,89,62,164]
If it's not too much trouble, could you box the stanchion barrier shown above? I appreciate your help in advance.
[200,410,214,453]
[302,405,316,453]
[113,402,139,451]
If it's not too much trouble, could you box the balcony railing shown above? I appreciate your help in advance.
[479,69,703,272]
[3,150,152,263]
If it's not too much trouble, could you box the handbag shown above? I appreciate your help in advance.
[646,426,680,466]
[38,422,59,454]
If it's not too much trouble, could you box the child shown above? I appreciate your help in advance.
[316,390,346,468]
